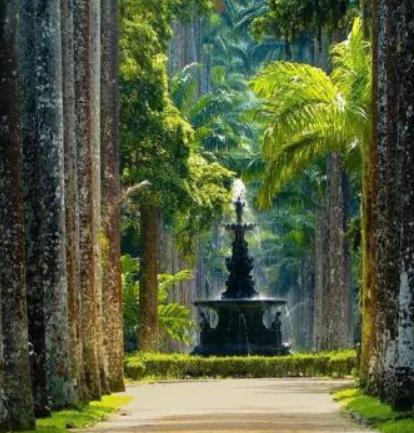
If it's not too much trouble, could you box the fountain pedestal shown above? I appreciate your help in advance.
[192,197,290,357]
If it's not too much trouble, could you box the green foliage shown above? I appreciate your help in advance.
[175,154,234,259]
[335,388,414,433]
[30,396,132,433]
[171,63,202,113]
[121,255,195,352]
[169,0,213,22]
[125,350,357,381]
[252,0,356,42]
[120,0,235,259]
[120,0,192,212]
[249,18,371,208]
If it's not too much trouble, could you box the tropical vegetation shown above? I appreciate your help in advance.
[2,0,414,430]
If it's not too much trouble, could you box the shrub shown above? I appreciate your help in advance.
[125,350,356,381]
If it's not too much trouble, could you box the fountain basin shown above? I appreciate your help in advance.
[195,297,287,309]
[193,298,290,357]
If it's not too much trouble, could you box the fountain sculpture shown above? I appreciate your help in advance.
[193,197,290,356]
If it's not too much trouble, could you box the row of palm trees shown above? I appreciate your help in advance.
[0,1,124,430]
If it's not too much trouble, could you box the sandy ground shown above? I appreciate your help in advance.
[87,379,375,433]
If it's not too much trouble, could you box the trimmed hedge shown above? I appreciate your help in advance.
[125,350,356,381]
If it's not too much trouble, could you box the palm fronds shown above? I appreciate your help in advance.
[248,18,370,209]
[171,62,201,112]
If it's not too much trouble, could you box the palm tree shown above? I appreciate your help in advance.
[249,18,371,206]
[249,18,374,357]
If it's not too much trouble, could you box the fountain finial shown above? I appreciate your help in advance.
[235,196,245,224]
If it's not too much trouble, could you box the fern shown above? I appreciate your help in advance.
[121,255,196,350]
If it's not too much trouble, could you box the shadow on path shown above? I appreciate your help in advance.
[86,379,374,433]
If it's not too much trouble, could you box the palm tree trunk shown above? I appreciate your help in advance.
[101,0,125,392]
[367,0,414,409]
[0,1,35,427]
[139,206,160,353]
[74,0,102,400]
[19,0,50,416]
[359,0,380,388]
[61,0,87,402]
[388,0,414,410]
[360,156,379,385]
[325,154,353,350]
[21,0,76,412]
[35,0,76,409]
[0,288,6,430]
[91,0,111,396]
[300,254,314,350]
[313,203,326,350]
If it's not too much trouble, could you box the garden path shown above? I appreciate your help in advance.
[88,379,375,433]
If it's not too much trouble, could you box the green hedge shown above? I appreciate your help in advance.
[125,350,356,381]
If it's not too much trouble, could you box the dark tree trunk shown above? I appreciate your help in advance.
[101,0,125,392]
[19,0,50,416]
[0,1,35,428]
[374,0,401,400]
[298,255,314,350]
[325,154,353,350]
[385,0,414,410]
[312,203,326,350]
[368,0,414,409]
[74,0,102,400]
[61,0,91,402]
[360,0,380,388]
[139,206,160,353]
[33,0,75,410]
[91,0,110,396]
[61,0,87,402]
[0,282,6,429]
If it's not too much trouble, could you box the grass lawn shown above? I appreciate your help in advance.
[334,388,414,433]
[30,395,132,433]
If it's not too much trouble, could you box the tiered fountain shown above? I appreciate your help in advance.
[193,197,290,356]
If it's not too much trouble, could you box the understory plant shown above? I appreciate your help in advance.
[122,255,195,352]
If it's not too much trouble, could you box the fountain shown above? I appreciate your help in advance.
[193,197,290,357]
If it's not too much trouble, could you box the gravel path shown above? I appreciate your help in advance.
[88,379,375,433]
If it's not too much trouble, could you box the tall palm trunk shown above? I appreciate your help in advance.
[313,203,326,350]
[101,0,125,391]
[61,0,87,402]
[0,285,6,429]
[19,0,49,415]
[139,206,160,352]
[300,254,314,350]
[389,0,414,410]
[368,0,414,409]
[360,155,379,385]
[0,1,35,428]
[73,0,102,400]
[35,0,75,409]
[359,0,378,389]
[325,154,353,350]
[21,0,75,411]
[91,0,110,396]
